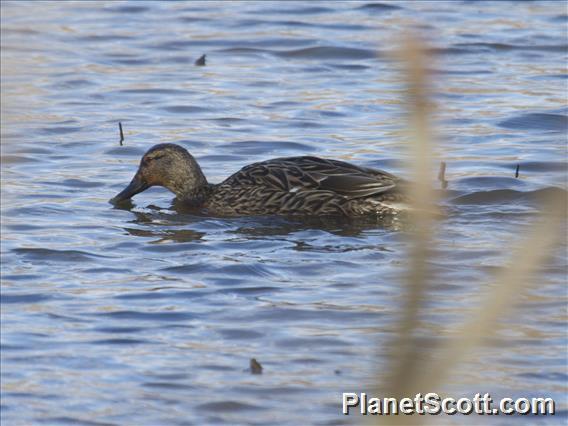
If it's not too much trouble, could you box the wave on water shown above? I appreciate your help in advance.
[219,45,377,60]
[498,112,568,132]
[12,248,111,262]
[451,186,567,205]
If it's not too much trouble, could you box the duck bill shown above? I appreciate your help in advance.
[110,173,149,204]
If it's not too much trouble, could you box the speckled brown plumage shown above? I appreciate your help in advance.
[111,143,407,217]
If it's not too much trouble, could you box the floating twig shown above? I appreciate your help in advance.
[194,54,206,66]
[515,164,520,178]
[118,122,124,146]
[438,161,448,189]
[250,358,263,374]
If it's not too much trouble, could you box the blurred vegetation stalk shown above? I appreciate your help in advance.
[377,34,566,426]
[386,34,438,402]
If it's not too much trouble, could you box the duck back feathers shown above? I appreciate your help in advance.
[204,156,405,217]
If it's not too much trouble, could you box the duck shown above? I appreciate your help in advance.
[110,143,407,217]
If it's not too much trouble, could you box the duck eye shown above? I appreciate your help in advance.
[143,154,164,165]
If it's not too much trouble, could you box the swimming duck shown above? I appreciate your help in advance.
[110,143,407,217]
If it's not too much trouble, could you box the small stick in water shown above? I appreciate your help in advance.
[438,161,448,189]
[119,122,124,146]
[195,54,206,66]
[515,164,520,178]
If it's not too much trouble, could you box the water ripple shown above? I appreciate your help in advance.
[93,310,197,322]
[13,248,110,262]
[2,1,567,425]
[498,112,568,132]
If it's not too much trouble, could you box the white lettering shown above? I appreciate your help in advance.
[442,397,456,415]
[457,397,473,414]
[399,398,413,414]
[501,397,514,414]
[414,393,425,414]
[424,392,441,414]
[340,392,556,416]
[383,397,398,415]
[342,393,359,415]
[368,397,381,414]
[515,398,530,415]
[533,397,555,415]
[360,392,367,414]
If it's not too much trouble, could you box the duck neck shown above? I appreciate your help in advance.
[167,158,211,206]
[176,182,214,206]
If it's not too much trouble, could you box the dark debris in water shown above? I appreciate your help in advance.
[118,122,124,145]
[250,358,263,374]
[194,54,206,66]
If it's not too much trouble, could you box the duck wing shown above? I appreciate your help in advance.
[221,156,400,199]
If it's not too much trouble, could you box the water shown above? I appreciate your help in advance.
[1,1,566,425]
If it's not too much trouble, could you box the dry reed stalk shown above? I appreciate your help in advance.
[376,35,566,426]
[407,196,565,393]
[384,34,438,407]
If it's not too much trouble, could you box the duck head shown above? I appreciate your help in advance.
[110,143,208,204]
